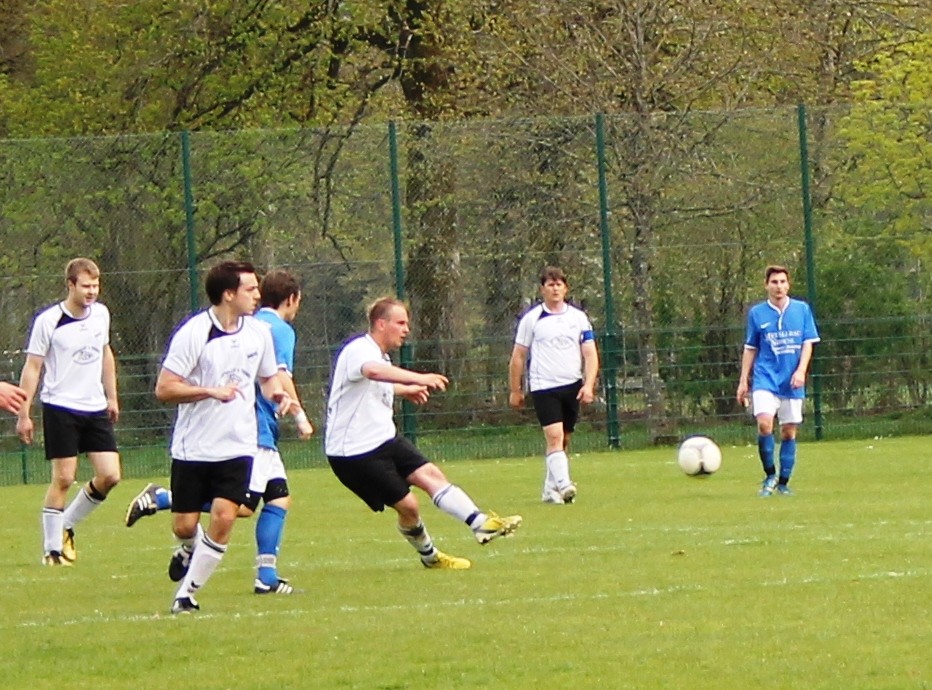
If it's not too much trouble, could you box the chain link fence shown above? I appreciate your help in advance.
[0,104,928,485]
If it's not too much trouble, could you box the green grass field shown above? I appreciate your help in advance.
[0,436,928,689]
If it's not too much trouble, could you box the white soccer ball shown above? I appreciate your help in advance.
[677,436,722,476]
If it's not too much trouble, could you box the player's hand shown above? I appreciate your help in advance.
[736,382,749,405]
[296,417,314,440]
[508,391,524,409]
[401,384,430,405]
[107,398,120,423]
[270,392,299,420]
[211,385,241,402]
[16,416,34,445]
[577,385,595,404]
[0,382,27,415]
[419,373,448,391]
[790,371,806,389]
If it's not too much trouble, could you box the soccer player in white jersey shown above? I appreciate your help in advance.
[125,269,312,596]
[325,297,522,570]
[737,265,820,497]
[509,266,600,504]
[155,260,294,614]
[17,258,122,566]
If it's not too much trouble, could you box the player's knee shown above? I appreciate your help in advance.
[210,512,237,536]
[95,472,120,494]
[52,471,76,491]
[172,516,199,540]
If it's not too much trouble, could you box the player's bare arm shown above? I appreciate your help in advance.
[155,369,240,404]
[578,340,600,403]
[362,361,448,391]
[259,374,295,416]
[15,354,43,444]
[736,348,757,404]
[791,341,815,389]
[103,345,120,423]
[278,371,313,439]
[508,344,529,408]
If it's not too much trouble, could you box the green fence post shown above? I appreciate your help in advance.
[181,130,199,313]
[595,114,621,449]
[20,445,28,485]
[796,104,823,440]
[389,121,416,442]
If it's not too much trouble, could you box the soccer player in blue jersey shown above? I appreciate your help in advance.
[245,269,313,593]
[125,268,312,596]
[509,266,599,504]
[736,265,820,496]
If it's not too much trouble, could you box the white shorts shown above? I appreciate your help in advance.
[751,390,804,425]
[248,447,287,494]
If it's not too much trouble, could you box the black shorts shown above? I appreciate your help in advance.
[327,436,429,513]
[531,380,582,432]
[42,403,118,460]
[170,456,253,513]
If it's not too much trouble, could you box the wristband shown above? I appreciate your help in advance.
[294,410,308,425]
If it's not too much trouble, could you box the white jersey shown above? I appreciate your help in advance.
[514,302,594,392]
[325,334,396,457]
[162,309,278,462]
[25,301,111,412]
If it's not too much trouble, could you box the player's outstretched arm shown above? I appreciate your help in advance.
[362,361,448,391]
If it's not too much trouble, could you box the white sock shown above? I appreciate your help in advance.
[432,484,486,529]
[546,450,572,490]
[543,464,559,494]
[41,508,64,553]
[175,532,226,600]
[62,484,103,529]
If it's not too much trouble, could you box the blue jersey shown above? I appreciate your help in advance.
[254,308,296,450]
[744,298,820,399]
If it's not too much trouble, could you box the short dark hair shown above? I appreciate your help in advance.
[539,266,567,285]
[765,265,790,282]
[367,297,407,329]
[204,260,256,306]
[260,269,301,308]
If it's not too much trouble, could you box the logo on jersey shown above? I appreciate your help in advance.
[72,346,100,364]
[222,369,249,389]
[547,334,578,350]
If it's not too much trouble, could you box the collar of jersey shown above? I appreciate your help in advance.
[207,306,244,334]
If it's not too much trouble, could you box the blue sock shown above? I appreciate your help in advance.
[758,434,776,477]
[256,504,288,586]
[155,488,172,511]
[779,438,797,483]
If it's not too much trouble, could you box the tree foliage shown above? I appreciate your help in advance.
[0,0,927,437]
